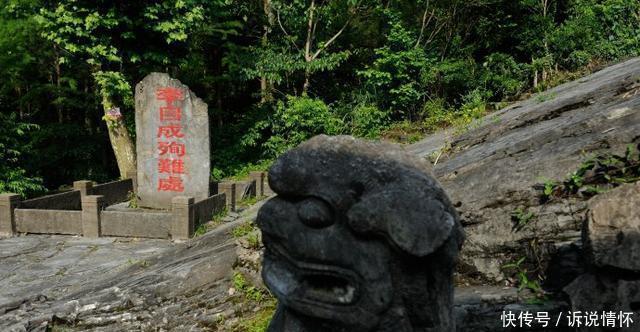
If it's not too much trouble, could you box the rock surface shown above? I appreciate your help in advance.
[409,57,640,283]
[584,181,640,271]
[563,182,640,331]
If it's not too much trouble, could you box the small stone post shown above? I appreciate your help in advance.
[73,180,94,196]
[172,196,195,240]
[81,195,104,238]
[264,175,274,196]
[0,193,20,236]
[250,171,265,197]
[125,171,137,193]
[219,182,236,212]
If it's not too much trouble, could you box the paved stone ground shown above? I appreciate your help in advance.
[0,202,261,332]
[0,235,175,311]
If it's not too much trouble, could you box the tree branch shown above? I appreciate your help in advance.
[304,0,316,62]
[311,16,351,60]
[276,9,300,51]
[415,0,431,48]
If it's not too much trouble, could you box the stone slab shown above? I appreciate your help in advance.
[91,179,133,206]
[135,73,210,209]
[101,211,172,239]
[20,191,81,210]
[15,209,82,235]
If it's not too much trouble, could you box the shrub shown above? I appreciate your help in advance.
[349,104,390,139]
[260,95,342,159]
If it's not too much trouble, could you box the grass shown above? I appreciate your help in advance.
[380,120,425,144]
[126,258,150,267]
[194,223,208,237]
[231,272,277,332]
[238,195,265,209]
[193,208,228,237]
[535,91,558,103]
[127,190,138,208]
[232,222,257,238]
[234,303,276,332]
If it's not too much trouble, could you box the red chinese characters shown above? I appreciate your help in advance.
[158,176,185,192]
[155,87,187,192]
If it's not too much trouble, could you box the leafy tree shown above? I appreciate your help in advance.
[0,113,45,198]
[35,0,212,178]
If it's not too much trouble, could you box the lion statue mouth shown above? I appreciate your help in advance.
[263,240,361,307]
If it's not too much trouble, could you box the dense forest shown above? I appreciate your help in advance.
[1,0,639,197]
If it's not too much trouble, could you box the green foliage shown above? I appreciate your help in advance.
[539,144,640,201]
[502,257,546,301]
[93,71,133,109]
[194,223,208,237]
[232,222,257,238]
[348,104,390,139]
[2,0,639,193]
[481,53,527,99]
[127,191,138,208]
[550,0,640,68]
[233,272,268,303]
[511,208,536,231]
[243,96,342,159]
[212,207,228,225]
[0,113,45,198]
[234,303,276,332]
[358,9,431,119]
[231,272,276,332]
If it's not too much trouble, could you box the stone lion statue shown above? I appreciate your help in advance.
[257,135,464,332]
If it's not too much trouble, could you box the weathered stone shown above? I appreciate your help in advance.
[408,57,640,282]
[135,73,210,209]
[257,135,464,332]
[564,274,640,331]
[73,181,93,196]
[81,195,104,238]
[0,193,20,236]
[584,181,640,271]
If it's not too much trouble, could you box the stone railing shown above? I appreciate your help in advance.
[0,172,270,239]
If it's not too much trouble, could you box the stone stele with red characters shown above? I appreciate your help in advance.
[135,73,210,209]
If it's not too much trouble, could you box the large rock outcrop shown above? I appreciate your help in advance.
[563,182,640,331]
[409,57,640,284]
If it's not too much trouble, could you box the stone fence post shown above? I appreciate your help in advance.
[172,196,194,240]
[74,180,94,196]
[0,193,20,236]
[81,195,104,238]
[125,171,137,193]
[219,182,236,212]
[250,172,265,197]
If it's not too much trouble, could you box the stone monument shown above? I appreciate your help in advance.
[135,73,210,209]
[256,135,464,332]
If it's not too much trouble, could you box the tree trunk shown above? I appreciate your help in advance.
[101,96,136,179]
[261,0,274,103]
[303,70,311,95]
[54,45,63,123]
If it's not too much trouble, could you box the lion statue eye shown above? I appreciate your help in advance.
[297,197,334,228]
